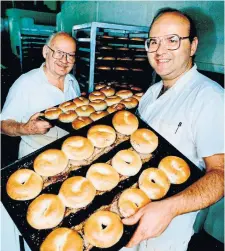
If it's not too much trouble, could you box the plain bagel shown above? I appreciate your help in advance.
[26,194,65,229]
[6,169,43,201]
[40,227,83,251]
[34,149,68,177]
[158,156,191,184]
[84,211,123,248]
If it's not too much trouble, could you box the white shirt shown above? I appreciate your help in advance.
[1,64,81,158]
[138,64,224,170]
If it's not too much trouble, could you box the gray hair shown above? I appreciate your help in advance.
[45,31,76,46]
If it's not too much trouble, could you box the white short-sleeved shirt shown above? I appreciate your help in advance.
[122,65,224,251]
[138,64,224,170]
[1,64,81,157]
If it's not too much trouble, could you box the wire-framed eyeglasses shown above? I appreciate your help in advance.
[145,34,190,53]
[47,45,76,63]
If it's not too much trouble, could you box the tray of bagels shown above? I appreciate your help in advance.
[1,91,204,251]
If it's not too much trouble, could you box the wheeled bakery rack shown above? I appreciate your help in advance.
[72,22,153,93]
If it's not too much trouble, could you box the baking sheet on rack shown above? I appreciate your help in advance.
[1,112,204,251]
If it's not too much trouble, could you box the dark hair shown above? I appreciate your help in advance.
[150,8,197,42]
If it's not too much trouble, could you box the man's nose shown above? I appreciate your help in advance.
[60,53,68,63]
[156,39,167,55]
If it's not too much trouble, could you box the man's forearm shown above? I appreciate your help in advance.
[1,120,27,136]
[168,169,224,217]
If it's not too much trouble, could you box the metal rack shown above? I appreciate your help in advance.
[16,18,55,72]
[72,22,152,93]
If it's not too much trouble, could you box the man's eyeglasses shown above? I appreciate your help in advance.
[145,34,190,53]
[47,45,76,63]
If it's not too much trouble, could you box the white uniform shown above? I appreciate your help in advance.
[121,64,224,251]
[1,64,80,251]
[1,63,81,158]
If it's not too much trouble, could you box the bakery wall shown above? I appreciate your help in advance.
[59,0,224,74]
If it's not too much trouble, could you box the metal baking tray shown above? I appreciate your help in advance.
[1,112,204,251]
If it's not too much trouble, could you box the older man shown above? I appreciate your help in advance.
[1,31,81,158]
[122,8,224,251]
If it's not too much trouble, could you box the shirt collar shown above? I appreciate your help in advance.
[39,63,73,91]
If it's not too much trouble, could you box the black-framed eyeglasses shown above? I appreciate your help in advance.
[145,34,190,53]
[47,45,76,63]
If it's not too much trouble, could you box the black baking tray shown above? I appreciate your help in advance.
[1,112,204,251]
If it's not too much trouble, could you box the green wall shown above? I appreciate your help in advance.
[59,0,224,73]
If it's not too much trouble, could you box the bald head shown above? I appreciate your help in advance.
[150,8,197,42]
[46,32,76,48]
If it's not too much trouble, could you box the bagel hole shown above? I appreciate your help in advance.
[151,179,156,183]
[135,203,139,207]
[101,224,107,230]
[125,161,131,165]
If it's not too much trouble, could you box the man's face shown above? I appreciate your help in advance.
[148,13,197,82]
[44,35,76,77]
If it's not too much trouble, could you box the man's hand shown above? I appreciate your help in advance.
[122,200,176,247]
[22,112,52,135]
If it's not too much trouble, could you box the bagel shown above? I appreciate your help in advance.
[26,194,65,229]
[58,176,96,209]
[75,105,95,117]
[89,100,107,111]
[139,168,170,200]
[73,97,89,107]
[118,188,150,217]
[58,110,77,123]
[105,95,122,106]
[6,169,43,201]
[130,128,158,154]
[90,111,109,121]
[112,110,139,135]
[40,228,83,251]
[95,83,106,90]
[107,103,126,114]
[120,97,139,109]
[59,101,77,112]
[131,86,143,92]
[86,163,119,191]
[89,91,106,101]
[158,156,191,184]
[100,87,115,97]
[116,90,133,99]
[87,125,116,148]
[84,211,123,248]
[34,149,68,177]
[44,107,62,120]
[111,149,142,176]
[133,92,144,101]
[61,136,94,160]
[72,116,93,130]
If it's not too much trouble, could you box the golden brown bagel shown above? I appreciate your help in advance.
[116,90,133,99]
[139,168,170,200]
[59,101,77,112]
[86,163,119,191]
[72,116,93,130]
[26,194,65,229]
[111,149,142,176]
[90,111,109,121]
[87,125,116,148]
[75,105,95,117]
[73,97,89,107]
[118,188,150,217]
[44,107,62,120]
[58,176,96,209]
[89,91,106,101]
[61,136,94,160]
[158,156,191,184]
[34,149,68,177]
[40,227,83,251]
[112,110,139,135]
[84,211,123,248]
[58,110,77,123]
[130,128,158,154]
[6,169,43,201]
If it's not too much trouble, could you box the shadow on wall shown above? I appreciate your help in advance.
[182,7,216,70]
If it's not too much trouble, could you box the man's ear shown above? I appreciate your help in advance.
[43,45,48,59]
[190,37,198,57]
